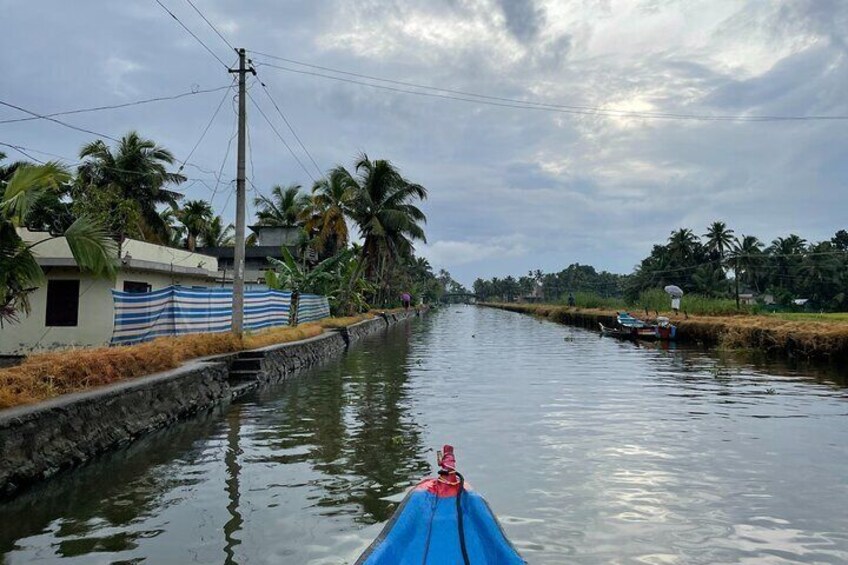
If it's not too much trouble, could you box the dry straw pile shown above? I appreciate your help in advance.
[487,303,848,359]
[0,322,341,409]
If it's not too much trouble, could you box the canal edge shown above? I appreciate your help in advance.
[0,310,421,500]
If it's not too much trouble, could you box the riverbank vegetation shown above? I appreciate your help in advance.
[473,221,848,313]
[487,303,848,361]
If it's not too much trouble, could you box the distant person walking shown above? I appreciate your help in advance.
[664,285,683,315]
[401,292,412,310]
[567,292,576,307]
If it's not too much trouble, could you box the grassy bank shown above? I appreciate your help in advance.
[486,303,848,361]
[0,314,376,410]
[568,289,753,316]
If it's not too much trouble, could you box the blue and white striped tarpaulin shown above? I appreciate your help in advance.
[111,286,314,345]
[297,293,331,323]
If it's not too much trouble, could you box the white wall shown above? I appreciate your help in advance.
[0,268,216,356]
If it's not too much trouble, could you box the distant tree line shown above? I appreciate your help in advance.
[627,222,848,310]
[473,264,627,302]
[473,221,848,311]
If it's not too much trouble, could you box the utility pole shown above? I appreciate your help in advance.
[229,48,255,336]
[735,256,741,311]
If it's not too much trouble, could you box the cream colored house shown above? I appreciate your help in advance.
[0,229,221,356]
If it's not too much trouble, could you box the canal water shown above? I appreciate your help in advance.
[2,306,847,564]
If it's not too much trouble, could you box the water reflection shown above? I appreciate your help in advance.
[224,405,244,564]
[1,307,847,564]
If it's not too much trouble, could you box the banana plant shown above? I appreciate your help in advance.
[265,247,351,324]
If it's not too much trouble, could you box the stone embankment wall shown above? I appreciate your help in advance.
[0,310,419,499]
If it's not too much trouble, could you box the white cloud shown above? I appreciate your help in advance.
[419,237,529,267]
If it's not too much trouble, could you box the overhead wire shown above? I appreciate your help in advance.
[0,141,233,186]
[178,79,237,172]
[153,0,230,68]
[256,78,323,178]
[0,142,47,164]
[247,91,317,183]
[250,56,848,123]
[213,107,240,208]
[0,99,119,142]
[0,85,234,125]
[183,0,236,52]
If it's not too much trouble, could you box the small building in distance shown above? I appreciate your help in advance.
[738,290,776,306]
[0,229,221,356]
[197,225,301,285]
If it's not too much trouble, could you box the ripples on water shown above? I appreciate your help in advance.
[1,306,847,564]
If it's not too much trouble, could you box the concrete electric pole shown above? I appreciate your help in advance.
[229,48,255,336]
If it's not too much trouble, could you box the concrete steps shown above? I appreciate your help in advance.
[227,351,267,393]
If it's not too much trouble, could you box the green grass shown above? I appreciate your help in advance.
[559,289,756,316]
[769,312,848,323]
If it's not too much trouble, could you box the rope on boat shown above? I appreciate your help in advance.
[456,471,471,565]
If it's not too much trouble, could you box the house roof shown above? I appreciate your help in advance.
[19,228,220,278]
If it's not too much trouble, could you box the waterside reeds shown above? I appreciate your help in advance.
[486,302,848,361]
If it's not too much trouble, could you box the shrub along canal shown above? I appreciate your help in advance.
[1,306,847,563]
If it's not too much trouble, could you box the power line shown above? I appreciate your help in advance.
[0,141,234,187]
[184,0,236,52]
[251,55,848,123]
[0,141,69,163]
[0,99,119,142]
[0,85,233,125]
[256,77,323,178]
[0,142,47,164]
[153,0,230,68]
[178,80,236,172]
[1,94,234,183]
[212,111,239,203]
[247,91,317,183]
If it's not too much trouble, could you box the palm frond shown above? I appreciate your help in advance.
[61,215,118,278]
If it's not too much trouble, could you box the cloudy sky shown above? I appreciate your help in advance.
[1,0,846,284]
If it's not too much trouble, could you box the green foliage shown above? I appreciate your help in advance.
[475,264,627,303]
[633,289,751,316]
[565,291,626,310]
[1,162,116,324]
[266,247,352,296]
[72,184,144,244]
[176,199,213,251]
[75,131,185,244]
[254,184,309,228]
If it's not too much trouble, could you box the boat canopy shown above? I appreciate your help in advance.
[617,312,649,329]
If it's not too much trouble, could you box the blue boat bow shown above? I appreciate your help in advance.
[356,445,525,565]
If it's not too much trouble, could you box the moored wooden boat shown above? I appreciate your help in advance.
[599,312,677,342]
[356,445,525,565]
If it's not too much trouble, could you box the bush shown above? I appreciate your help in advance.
[561,291,626,310]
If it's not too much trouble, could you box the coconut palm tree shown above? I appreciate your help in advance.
[1,162,116,324]
[731,235,765,292]
[75,131,186,243]
[767,234,807,293]
[304,168,355,256]
[253,184,308,228]
[159,207,185,247]
[176,199,213,251]
[692,265,728,296]
[667,228,699,263]
[201,215,235,247]
[342,155,427,286]
[704,221,735,261]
